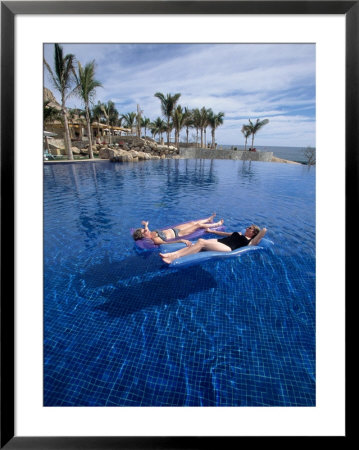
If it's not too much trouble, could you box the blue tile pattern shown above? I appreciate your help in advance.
[44,160,315,406]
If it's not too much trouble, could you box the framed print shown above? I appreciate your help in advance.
[1,1,355,448]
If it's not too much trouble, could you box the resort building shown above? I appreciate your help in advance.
[45,119,131,143]
[44,88,131,144]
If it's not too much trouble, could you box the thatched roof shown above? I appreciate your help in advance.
[92,122,131,132]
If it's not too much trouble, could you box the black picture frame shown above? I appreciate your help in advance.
[1,1,354,448]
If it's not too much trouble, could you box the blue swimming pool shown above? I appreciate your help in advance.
[44,159,315,407]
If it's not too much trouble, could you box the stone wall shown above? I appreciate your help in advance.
[100,135,158,145]
[100,137,179,162]
[179,147,273,162]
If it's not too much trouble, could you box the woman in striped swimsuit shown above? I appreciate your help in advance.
[132,213,224,246]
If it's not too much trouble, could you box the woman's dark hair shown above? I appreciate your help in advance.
[132,228,144,241]
[252,225,260,237]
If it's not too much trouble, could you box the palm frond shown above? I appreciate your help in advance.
[121,112,137,128]
[76,60,102,106]
[154,92,181,119]
[45,44,77,102]
[43,58,61,93]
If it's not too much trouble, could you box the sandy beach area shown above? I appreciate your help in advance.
[271,156,302,165]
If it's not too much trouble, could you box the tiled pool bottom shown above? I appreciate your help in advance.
[44,160,315,406]
[44,251,315,407]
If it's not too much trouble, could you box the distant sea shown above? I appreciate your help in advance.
[221,145,311,164]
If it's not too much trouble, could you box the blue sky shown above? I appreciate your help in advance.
[44,43,315,147]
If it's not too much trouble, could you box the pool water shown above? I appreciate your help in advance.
[44,159,315,406]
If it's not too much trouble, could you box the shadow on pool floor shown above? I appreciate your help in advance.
[93,265,217,317]
[75,251,168,289]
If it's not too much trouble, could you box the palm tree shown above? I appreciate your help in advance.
[116,116,125,128]
[141,117,151,138]
[183,107,193,145]
[67,108,87,140]
[44,43,78,159]
[150,117,166,142]
[107,102,120,126]
[101,101,119,143]
[246,118,269,149]
[208,110,225,148]
[164,122,174,144]
[159,121,168,142]
[154,92,181,145]
[172,105,187,149]
[198,107,211,148]
[192,108,201,147]
[121,112,137,132]
[92,101,105,139]
[241,124,251,151]
[149,119,159,141]
[75,61,102,159]
[150,127,158,140]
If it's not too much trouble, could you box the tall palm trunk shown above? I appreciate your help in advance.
[200,128,204,148]
[108,119,112,144]
[62,99,73,160]
[211,129,215,148]
[246,118,269,150]
[166,120,170,145]
[85,105,94,159]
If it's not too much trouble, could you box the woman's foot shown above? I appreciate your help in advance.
[201,218,223,228]
[160,252,176,264]
[208,213,216,222]
[161,256,172,264]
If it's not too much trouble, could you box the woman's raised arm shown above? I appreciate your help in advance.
[249,228,267,246]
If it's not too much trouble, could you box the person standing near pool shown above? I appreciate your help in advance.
[132,213,224,246]
[159,225,267,264]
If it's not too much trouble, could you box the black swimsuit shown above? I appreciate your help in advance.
[217,232,250,251]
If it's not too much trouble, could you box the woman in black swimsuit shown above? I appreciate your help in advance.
[160,225,267,264]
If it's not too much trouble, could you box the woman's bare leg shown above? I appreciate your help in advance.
[160,238,231,264]
[175,213,216,232]
[198,213,216,224]
[199,219,224,229]
[177,219,223,237]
